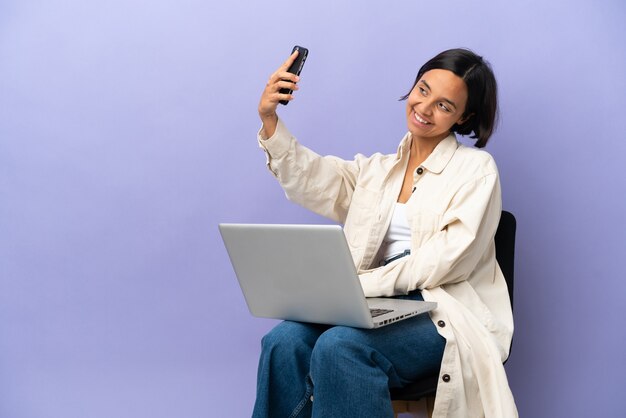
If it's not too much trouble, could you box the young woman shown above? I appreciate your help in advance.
[253,48,517,418]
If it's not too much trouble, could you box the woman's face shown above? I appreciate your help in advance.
[406,69,469,143]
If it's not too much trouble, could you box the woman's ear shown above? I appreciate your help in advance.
[457,113,473,125]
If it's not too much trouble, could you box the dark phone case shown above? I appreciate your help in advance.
[279,46,308,105]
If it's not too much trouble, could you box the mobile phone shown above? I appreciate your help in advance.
[279,45,308,105]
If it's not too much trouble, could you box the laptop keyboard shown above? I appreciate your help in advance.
[370,308,394,318]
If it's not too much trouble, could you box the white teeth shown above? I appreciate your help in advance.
[414,113,430,124]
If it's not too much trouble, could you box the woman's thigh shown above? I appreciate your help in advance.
[261,320,330,357]
[315,312,445,385]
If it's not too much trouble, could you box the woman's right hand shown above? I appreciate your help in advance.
[258,50,300,138]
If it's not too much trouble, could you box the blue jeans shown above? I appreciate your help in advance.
[252,291,446,418]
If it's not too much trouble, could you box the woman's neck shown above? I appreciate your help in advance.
[410,134,446,165]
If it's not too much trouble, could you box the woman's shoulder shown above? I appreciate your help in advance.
[451,143,499,177]
[353,133,411,169]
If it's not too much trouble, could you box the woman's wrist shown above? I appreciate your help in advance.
[260,113,278,139]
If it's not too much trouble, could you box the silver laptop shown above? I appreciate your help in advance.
[218,223,436,329]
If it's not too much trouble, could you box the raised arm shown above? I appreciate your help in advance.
[256,51,368,224]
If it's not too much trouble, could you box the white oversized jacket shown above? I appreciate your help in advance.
[258,119,518,418]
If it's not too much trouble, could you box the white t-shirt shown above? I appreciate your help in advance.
[381,203,411,262]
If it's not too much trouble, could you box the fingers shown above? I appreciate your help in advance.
[267,49,301,93]
[269,69,300,85]
[259,80,297,113]
[271,49,300,83]
[279,49,299,71]
[258,51,302,117]
[259,72,300,112]
[264,77,299,100]
[275,79,299,91]
[271,91,294,105]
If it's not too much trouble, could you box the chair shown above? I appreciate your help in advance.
[391,210,516,417]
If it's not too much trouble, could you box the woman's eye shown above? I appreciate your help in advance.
[419,87,427,96]
[439,103,450,112]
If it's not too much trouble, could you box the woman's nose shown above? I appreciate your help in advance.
[417,100,435,115]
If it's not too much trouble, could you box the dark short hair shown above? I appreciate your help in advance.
[401,48,498,148]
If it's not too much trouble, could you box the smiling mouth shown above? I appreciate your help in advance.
[414,112,431,125]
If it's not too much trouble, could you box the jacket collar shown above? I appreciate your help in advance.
[396,132,412,160]
[421,133,460,174]
[397,132,459,174]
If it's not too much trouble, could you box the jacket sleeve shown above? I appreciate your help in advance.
[258,118,362,224]
[359,172,502,296]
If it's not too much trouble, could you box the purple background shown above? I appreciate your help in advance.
[1,1,625,417]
